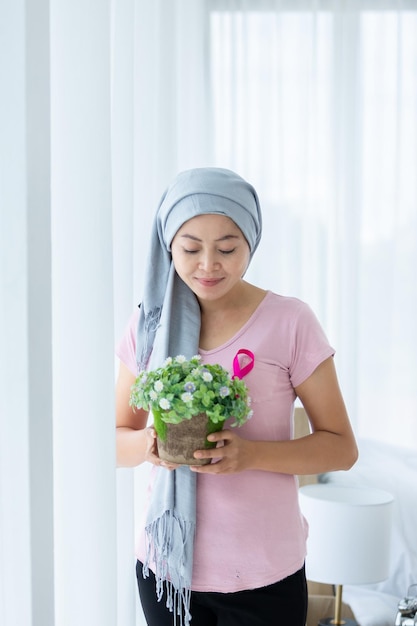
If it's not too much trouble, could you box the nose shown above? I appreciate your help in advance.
[198,251,220,272]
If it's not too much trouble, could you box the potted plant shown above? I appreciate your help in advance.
[130,354,253,465]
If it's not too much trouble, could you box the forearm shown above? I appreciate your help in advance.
[116,426,149,468]
[244,430,357,475]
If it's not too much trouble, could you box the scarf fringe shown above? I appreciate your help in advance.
[143,511,195,626]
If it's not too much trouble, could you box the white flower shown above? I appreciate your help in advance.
[202,371,213,382]
[149,390,158,401]
[175,355,187,363]
[159,398,171,410]
[219,386,230,398]
[181,392,193,403]
[154,380,163,392]
[163,357,173,366]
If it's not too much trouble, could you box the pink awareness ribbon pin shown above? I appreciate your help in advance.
[232,348,255,380]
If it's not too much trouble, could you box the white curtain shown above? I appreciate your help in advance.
[206,0,417,448]
[0,1,54,624]
[1,1,417,626]
[51,1,117,625]
[128,0,417,450]
[1,1,118,625]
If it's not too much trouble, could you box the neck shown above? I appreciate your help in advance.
[197,281,250,315]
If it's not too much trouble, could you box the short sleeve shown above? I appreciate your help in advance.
[288,301,335,388]
[115,308,140,376]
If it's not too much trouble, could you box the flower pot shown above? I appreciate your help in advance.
[156,413,223,466]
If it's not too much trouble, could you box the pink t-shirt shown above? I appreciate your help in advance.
[116,291,334,592]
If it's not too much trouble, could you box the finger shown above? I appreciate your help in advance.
[160,461,181,470]
[148,452,175,469]
[206,429,234,444]
[147,437,158,456]
[189,459,226,473]
[192,448,224,465]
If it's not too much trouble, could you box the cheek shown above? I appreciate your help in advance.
[222,249,250,275]
[171,250,192,276]
[240,251,251,274]
[171,245,182,265]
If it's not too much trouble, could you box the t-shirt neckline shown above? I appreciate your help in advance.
[199,290,272,355]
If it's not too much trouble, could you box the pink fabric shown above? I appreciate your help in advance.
[116,291,335,592]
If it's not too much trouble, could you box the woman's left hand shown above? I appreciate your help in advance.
[190,429,252,474]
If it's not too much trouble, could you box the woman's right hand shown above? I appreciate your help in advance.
[143,426,159,464]
[116,361,180,469]
[144,426,180,471]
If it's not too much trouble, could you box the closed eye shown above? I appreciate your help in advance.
[183,248,236,255]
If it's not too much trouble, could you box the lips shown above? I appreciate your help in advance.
[196,277,223,287]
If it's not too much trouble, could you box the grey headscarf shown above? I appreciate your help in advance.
[137,167,262,626]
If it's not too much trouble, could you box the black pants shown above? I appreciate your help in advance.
[136,560,308,626]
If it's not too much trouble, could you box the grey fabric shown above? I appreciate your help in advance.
[142,465,196,625]
[136,167,262,626]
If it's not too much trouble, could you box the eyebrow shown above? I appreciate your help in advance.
[179,234,240,243]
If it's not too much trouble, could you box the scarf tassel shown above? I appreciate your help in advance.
[143,511,195,626]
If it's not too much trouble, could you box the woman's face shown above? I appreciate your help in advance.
[171,214,251,304]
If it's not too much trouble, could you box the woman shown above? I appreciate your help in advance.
[115,167,358,626]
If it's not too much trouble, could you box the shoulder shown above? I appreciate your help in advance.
[259,291,314,321]
[254,292,330,350]
[115,307,141,375]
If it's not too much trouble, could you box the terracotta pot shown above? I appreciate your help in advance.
[156,413,223,466]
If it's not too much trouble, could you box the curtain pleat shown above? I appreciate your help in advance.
[51,1,117,625]
[0,1,54,624]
